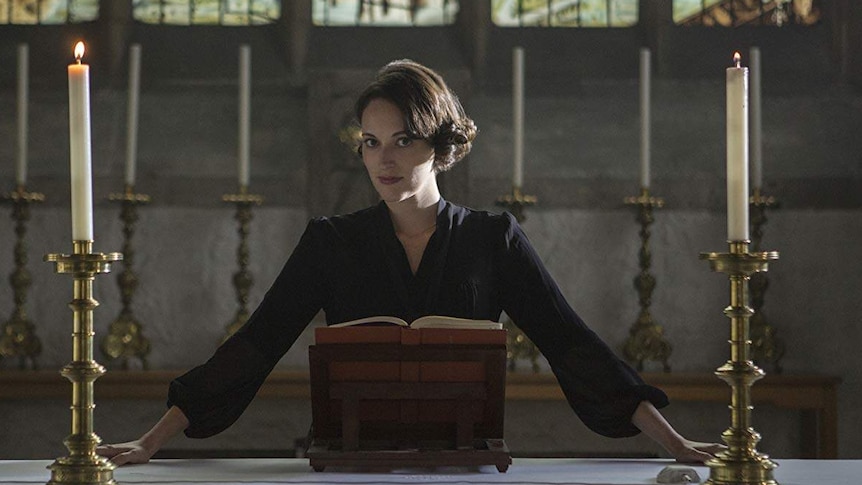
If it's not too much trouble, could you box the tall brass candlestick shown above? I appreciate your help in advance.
[222,186,263,341]
[495,186,540,371]
[700,241,779,485]
[44,240,122,485]
[622,188,671,372]
[102,186,151,369]
[749,189,784,373]
[1,186,45,369]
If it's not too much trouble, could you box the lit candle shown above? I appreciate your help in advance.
[512,46,524,189]
[726,52,749,242]
[238,44,251,188]
[16,43,29,187]
[639,47,651,190]
[125,44,141,187]
[750,46,763,191]
[68,41,94,241]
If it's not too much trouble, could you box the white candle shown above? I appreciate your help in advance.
[16,44,29,187]
[68,42,94,241]
[238,44,251,188]
[639,47,651,189]
[750,46,763,191]
[726,52,749,242]
[512,46,524,189]
[125,44,141,187]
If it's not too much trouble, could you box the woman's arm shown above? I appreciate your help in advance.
[96,405,189,465]
[631,400,725,463]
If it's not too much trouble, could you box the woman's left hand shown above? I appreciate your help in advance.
[670,439,726,464]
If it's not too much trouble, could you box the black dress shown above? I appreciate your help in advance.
[169,199,668,439]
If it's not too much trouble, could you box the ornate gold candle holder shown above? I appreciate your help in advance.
[102,185,152,369]
[1,185,45,369]
[495,186,541,371]
[749,189,784,373]
[700,241,779,485]
[622,188,671,372]
[44,241,122,485]
[221,186,263,340]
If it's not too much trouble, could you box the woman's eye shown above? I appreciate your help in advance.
[362,138,378,148]
[396,137,413,147]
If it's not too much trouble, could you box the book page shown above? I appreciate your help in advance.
[410,315,503,330]
[329,315,409,328]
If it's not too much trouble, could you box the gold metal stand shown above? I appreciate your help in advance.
[44,240,122,485]
[495,186,541,371]
[102,185,152,369]
[221,186,263,340]
[623,188,671,372]
[749,189,784,373]
[700,241,779,485]
[0,185,45,369]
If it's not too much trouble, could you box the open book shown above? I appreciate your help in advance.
[330,315,503,330]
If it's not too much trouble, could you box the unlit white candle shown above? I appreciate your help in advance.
[238,44,251,187]
[16,44,28,187]
[512,46,524,189]
[639,47,651,189]
[750,46,763,191]
[726,53,749,242]
[125,44,141,186]
[68,42,94,241]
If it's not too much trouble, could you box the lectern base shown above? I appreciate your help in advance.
[307,438,511,472]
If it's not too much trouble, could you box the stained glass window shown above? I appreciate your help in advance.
[133,0,280,25]
[0,0,98,24]
[674,0,820,27]
[312,0,459,26]
[491,0,638,27]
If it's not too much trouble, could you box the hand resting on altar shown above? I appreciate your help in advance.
[97,405,189,465]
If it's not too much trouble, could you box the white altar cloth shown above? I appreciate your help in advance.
[0,458,858,485]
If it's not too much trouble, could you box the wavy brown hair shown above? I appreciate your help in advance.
[354,59,478,173]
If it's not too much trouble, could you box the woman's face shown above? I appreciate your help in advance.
[359,98,437,206]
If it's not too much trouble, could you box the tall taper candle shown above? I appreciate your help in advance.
[16,43,29,187]
[726,52,749,241]
[639,47,651,189]
[750,46,763,191]
[125,44,141,187]
[513,46,525,188]
[68,41,94,241]
[238,45,251,187]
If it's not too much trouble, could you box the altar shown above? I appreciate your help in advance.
[0,458,858,485]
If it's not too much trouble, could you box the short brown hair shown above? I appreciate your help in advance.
[354,59,477,173]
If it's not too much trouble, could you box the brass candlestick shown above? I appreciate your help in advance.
[495,186,541,372]
[700,241,779,485]
[0,185,45,369]
[221,186,263,341]
[102,186,152,369]
[749,189,784,373]
[44,240,122,485]
[622,188,671,372]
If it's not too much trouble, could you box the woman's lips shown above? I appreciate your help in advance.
[378,176,402,185]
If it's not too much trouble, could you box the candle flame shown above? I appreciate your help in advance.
[74,42,85,63]
[732,52,741,68]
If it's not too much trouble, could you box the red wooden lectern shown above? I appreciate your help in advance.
[306,326,511,472]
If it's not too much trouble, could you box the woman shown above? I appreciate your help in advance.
[98,59,722,465]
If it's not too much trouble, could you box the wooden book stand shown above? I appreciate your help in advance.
[306,326,511,472]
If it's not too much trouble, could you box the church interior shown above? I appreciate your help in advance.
[1,0,861,470]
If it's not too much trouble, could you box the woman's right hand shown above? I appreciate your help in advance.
[96,405,190,466]
[96,440,156,465]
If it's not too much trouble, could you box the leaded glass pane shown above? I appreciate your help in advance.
[492,0,638,27]
[674,0,820,26]
[312,0,459,26]
[0,0,98,24]
[132,0,280,25]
